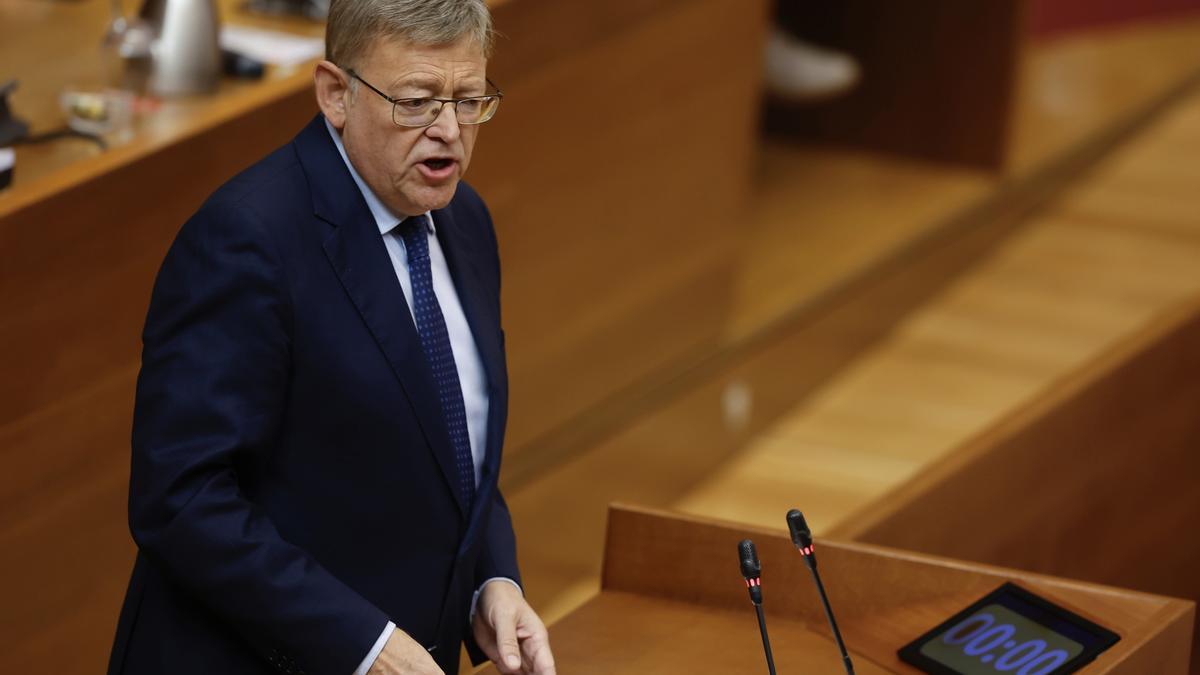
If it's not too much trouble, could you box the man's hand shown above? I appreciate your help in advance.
[367,629,444,675]
[472,581,556,675]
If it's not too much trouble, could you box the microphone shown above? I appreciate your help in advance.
[737,539,778,675]
[786,510,854,675]
[739,539,763,603]
[786,509,815,562]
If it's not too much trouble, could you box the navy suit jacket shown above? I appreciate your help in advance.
[107,115,520,675]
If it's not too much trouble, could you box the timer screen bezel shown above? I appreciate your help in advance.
[898,582,1120,675]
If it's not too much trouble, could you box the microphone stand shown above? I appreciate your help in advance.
[754,602,778,675]
[803,554,854,675]
[788,510,854,675]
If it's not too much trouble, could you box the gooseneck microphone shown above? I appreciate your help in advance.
[738,539,778,675]
[787,510,855,675]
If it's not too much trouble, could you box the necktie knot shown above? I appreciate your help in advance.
[400,215,431,263]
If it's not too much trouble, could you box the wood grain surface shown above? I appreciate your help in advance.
[479,591,893,674]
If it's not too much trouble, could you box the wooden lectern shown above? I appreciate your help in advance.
[482,505,1194,673]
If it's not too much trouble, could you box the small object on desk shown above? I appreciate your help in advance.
[898,582,1120,675]
[103,0,132,47]
[60,89,134,136]
[222,49,266,80]
[1,79,27,189]
[219,24,325,69]
[0,80,31,147]
[0,147,14,190]
[243,0,329,21]
[143,0,223,96]
[114,18,157,93]
[108,0,222,96]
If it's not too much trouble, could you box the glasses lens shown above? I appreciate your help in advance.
[456,99,484,123]
[393,99,441,127]
[461,96,500,124]
[391,96,500,127]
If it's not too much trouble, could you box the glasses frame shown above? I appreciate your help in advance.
[343,68,504,128]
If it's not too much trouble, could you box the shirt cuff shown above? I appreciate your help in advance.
[353,621,396,675]
[470,577,523,623]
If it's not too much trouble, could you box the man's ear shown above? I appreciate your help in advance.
[314,60,350,129]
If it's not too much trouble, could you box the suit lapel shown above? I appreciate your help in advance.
[295,116,468,518]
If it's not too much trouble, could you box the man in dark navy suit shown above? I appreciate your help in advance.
[106,1,554,674]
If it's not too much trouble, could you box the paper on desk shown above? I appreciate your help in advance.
[219,25,325,68]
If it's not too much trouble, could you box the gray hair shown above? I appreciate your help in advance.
[325,0,494,69]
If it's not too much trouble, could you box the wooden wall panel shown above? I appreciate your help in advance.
[0,376,135,672]
[0,90,319,427]
[481,0,763,453]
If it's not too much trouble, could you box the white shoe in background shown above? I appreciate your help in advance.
[764,27,861,102]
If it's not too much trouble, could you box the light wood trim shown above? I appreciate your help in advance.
[831,295,1200,539]
[832,295,1200,669]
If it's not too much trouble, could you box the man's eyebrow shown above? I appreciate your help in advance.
[390,75,445,93]
[454,79,487,95]
[388,74,487,96]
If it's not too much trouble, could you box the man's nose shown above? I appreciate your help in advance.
[426,103,461,142]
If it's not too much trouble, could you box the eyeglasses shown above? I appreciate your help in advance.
[344,68,503,128]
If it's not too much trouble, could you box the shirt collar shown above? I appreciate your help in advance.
[324,117,434,237]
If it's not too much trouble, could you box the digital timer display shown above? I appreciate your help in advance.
[899,583,1120,675]
[918,604,1082,673]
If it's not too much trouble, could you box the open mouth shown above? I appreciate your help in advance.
[416,157,458,182]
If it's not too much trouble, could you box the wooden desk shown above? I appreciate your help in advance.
[0,0,325,199]
[485,505,1194,673]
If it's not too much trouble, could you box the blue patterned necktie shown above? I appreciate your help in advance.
[399,215,475,509]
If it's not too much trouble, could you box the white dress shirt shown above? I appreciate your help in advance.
[324,120,520,674]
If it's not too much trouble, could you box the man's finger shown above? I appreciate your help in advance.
[473,618,502,666]
[493,609,522,673]
[521,632,556,675]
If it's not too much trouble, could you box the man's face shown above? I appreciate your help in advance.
[336,36,487,217]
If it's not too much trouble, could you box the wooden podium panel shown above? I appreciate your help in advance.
[509,591,890,674]
[483,505,1195,673]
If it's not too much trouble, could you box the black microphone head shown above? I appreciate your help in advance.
[738,539,761,579]
[787,509,813,550]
